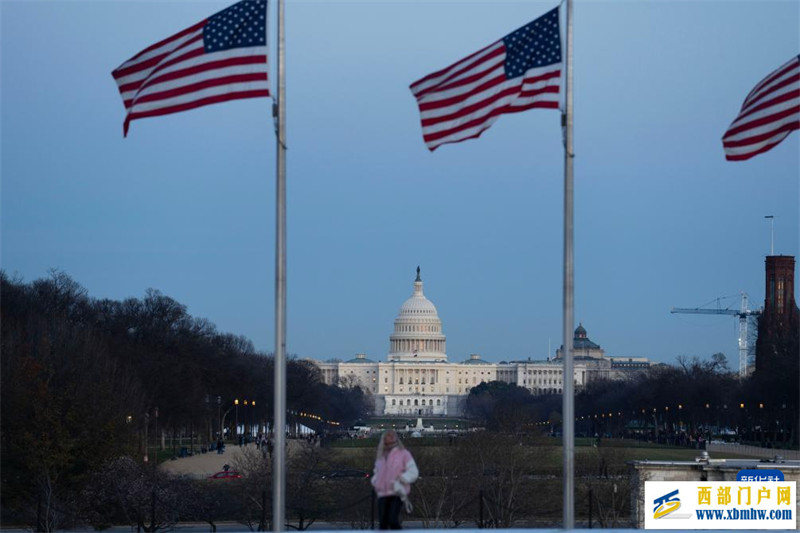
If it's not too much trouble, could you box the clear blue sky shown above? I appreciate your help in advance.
[2,0,798,366]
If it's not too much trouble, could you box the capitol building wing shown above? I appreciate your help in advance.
[312,268,649,417]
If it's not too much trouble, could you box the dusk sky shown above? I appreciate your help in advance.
[2,0,798,366]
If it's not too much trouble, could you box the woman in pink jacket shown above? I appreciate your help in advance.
[370,430,419,529]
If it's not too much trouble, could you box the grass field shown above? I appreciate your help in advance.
[284,434,762,527]
[322,437,761,526]
[326,435,755,480]
[331,434,753,457]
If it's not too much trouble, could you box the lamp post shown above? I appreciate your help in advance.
[217,396,222,439]
[244,400,249,438]
[235,399,239,440]
[154,407,159,465]
[740,403,746,442]
[652,408,659,441]
[205,394,210,442]
[781,403,787,446]
[220,406,234,440]
[144,412,150,463]
[126,415,134,456]
[252,400,257,436]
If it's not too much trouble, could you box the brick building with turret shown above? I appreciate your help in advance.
[755,255,799,373]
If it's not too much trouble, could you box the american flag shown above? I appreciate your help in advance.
[410,7,562,151]
[113,0,270,137]
[722,55,800,161]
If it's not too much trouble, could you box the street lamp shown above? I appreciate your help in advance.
[235,399,239,439]
[217,396,222,439]
[154,407,159,465]
[242,400,248,436]
[144,411,150,463]
[205,394,210,441]
[252,400,256,435]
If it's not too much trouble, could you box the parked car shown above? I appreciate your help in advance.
[208,470,242,480]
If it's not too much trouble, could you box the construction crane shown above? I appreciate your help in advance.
[671,292,762,380]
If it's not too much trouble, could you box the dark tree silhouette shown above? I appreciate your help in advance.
[0,270,370,528]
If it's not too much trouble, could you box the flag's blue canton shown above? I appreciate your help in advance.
[502,7,561,80]
[204,0,267,53]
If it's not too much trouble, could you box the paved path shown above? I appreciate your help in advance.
[158,443,257,478]
[158,439,310,478]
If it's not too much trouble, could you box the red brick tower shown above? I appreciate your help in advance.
[764,256,797,323]
[755,255,798,371]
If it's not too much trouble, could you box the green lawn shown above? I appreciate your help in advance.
[331,432,757,459]
[575,445,753,462]
[322,437,760,507]
[327,436,756,475]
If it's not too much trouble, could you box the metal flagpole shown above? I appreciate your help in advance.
[272,0,287,528]
[764,215,774,255]
[562,0,575,528]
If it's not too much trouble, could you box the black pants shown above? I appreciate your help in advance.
[378,496,403,530]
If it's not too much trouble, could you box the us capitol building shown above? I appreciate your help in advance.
[312,268,654,417]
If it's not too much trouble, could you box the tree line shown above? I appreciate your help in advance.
[0,270,370,527]
[465,351,798,447]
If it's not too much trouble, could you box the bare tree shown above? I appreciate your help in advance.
[461,433,538,528]
[577,446,631,527]
[81,457,186,532]
[411,446,474,528]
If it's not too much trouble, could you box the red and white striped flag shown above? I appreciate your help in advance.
[113,0,270,137]
[410,7,562,151]
[722,55,800,161]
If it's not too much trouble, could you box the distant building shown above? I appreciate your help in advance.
[755,255,799,373]
[311,268,655,416]
[555,323,658,380]
[557,323,605,359]
[760,255,798,336]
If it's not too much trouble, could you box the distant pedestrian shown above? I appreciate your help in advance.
[217,437,225,454]
[259,433,269,457]
[371,430,418,530]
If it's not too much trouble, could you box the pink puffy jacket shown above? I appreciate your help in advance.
[370,447,419,498]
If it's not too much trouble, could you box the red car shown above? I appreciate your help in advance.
[208,470,242,480]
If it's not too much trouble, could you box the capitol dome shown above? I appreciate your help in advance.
[388,267,447,362]
[398,283,439,317]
